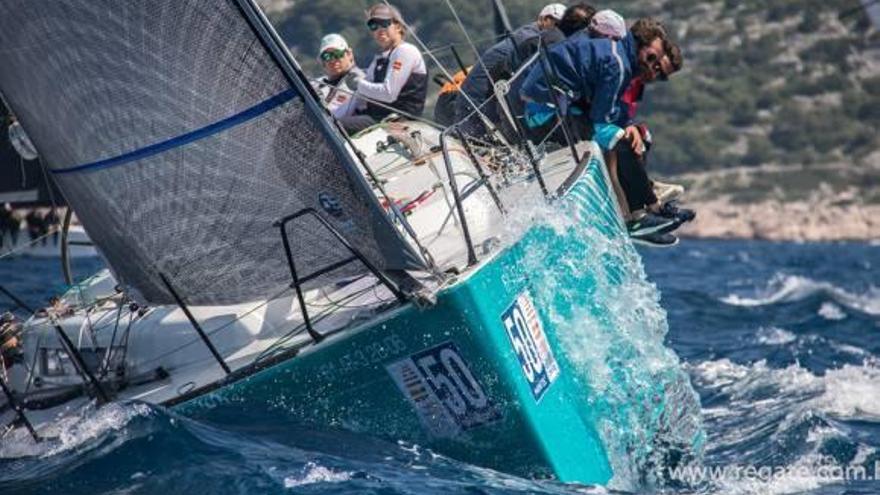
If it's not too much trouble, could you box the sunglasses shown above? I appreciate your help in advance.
[320,49,347,62]
[644,52,670,81]
[367,18,394,31]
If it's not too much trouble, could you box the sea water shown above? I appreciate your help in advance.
[1,239,879,495]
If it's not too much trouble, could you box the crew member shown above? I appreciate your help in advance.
[452,3,569,138]
[312,34,365,119]
[521,18,682,245]
[338,4,428,135]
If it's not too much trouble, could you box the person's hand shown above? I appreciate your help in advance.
[344,70,362,89]
[624,125,644,156]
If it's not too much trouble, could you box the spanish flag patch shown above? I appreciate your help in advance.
[392,60,403,71]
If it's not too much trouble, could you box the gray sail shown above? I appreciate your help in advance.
[0,0,427,304]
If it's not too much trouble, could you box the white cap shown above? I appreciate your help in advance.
[538,3,566,21]
[590,10,627,40]
[318,33,349,56]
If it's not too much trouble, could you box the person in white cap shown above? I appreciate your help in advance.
[312,33,365,119]
[589,9,627,40]
[537,3,566,30]
[451,4,568,137]
[338,3,428,135]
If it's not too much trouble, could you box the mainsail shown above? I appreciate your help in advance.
[0,0,426,304]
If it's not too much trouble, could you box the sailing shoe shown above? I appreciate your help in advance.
[627,212,676,237]
[653,180,685,205]
[631,231,679,248]
[658,201,696,223]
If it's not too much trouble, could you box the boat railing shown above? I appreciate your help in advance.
[428,39,587,270]
[274,207,407,343]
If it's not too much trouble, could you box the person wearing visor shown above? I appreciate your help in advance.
[312,34,364,119]
[338,3,428,135]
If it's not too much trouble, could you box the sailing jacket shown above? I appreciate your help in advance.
[358,41,428,119]
[520,31,639,150]
[454,23,564,129]
[312,66,365,118]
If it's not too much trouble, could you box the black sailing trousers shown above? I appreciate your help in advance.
[614,138,658,213]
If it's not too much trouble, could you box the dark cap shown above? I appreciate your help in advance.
[367,4,404,23]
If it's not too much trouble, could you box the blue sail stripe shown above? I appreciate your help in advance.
[52,88,298,175]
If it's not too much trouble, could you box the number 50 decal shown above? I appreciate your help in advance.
[501,291,560,402]
[387,342,500,437]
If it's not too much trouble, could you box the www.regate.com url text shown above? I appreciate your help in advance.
[668,459,880,484]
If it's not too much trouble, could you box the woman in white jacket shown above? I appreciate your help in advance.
[338,3,428,135]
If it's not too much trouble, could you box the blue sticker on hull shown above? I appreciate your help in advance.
[502,291,560,402]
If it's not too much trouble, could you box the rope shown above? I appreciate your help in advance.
[442,0,498,90]
[0,225,63,261]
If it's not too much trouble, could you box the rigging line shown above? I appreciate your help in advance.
[134,285,293,369]
[98,298,125,379]
[22,329,43,395]
[255,282,379,362]
[442,0,498,91]
[380,0,505,144]
[0,226,64,261]
[256,285,371,355]
[420,33,508,57]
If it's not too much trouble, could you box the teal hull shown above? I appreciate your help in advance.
[176,155,702,487]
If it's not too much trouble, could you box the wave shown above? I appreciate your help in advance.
[755,327,797,346]
[688,358,880,495]
[692,358,880,422]
[0,401,607,495]
[720,274,880,316]
[0,402,154,460]
[282,462,353,488]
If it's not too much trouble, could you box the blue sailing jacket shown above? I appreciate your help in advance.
[520,31,638,150]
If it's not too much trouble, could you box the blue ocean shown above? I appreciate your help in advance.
[1,239,878,495]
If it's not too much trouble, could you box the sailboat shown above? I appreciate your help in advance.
[0,0,703,487]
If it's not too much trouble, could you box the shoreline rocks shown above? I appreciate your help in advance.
[678,198,880,241]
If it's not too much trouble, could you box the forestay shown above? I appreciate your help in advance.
[0,0,426,304]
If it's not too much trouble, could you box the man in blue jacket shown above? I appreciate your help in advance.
[520,18,680,246]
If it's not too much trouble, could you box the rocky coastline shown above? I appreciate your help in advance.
[678,198,880,242]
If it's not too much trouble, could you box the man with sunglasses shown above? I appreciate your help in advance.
[313,34,365,119]
[338,3,427,135]
[521,18,685,246]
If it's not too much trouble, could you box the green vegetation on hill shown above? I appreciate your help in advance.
[269,0,879,175]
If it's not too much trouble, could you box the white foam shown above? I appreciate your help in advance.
[693,358,880,437]
[756,327,797,345]
[818,302,846,321]
[283,462,352,488]
[691,358,880,494]
[721,274,880,316]
[0,402,153,459]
